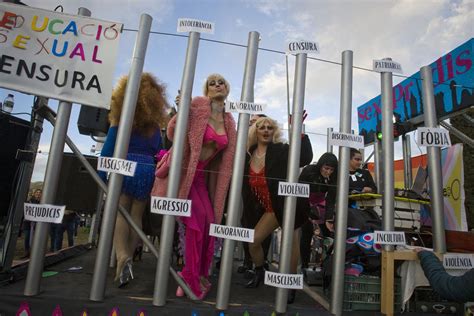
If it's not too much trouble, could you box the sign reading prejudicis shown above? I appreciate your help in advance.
[24,203,65,224]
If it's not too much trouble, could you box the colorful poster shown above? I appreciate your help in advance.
[357,38,474,144]
[0,3,122,109]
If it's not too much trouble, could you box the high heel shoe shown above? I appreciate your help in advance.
[287,289,296,304]
[118,258,133,288]
[245,266,265,288]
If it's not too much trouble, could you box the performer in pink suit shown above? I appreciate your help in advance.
[152,74,237,299]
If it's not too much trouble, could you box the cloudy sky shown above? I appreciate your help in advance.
[1,0,473,182]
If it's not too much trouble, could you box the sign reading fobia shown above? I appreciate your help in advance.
[416,127,451,147]
[0,3,122,109]
[24,203,65,224]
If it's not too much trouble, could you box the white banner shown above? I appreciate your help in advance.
[328,131,364,149]
[97,157,137,177]
[225,101,266,114]
[209,224,254,243]
[278,182,309,198]
[443,253,474,270]
[264,271,304,289]
[0,3,122,109]
[150,196,191,217]
[24,203,65,224]
[177,18,214,34]
[373,59,403,74]
[287,40,319,54]
[374,230,406,245]
[416,127,451,147]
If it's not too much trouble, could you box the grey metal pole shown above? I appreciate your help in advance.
[440,121,474,148]
[216,31,259,311]
[327,127,334,153]
[329,50,353,316]
[153,31,201,306]
[24,7,91,298]
[381,58,395,251]
[89,13,152,301]
[275,52,307,313]
[88,189,104,245]
[402,135,412,188]
[374,139,382,189]
[420,66,446,254]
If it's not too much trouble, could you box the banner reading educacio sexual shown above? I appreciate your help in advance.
[0,3,122,109]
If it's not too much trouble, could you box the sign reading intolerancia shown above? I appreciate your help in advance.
[177,18,214,34]
[0,3,122,109]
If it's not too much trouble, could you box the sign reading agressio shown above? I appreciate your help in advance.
[209,224,254,243]
[97,157,137,177]
[0,3,122,109]
[24,203,65,224]
[278,182,309,198]
[225,101,266,115]
[264,271,304,289]
[150,196,192,217]
[374,230,406,245]
[177,18,214,34]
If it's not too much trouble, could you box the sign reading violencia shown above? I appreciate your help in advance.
[0,3,122,109]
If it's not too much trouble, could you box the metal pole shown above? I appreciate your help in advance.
[440,121,474,148]
[216,31,259,311]
[402,135,412,188]
[23,7,91,297]
[153,31,201,306]
[89,13,152,301]
[420,66,446,253]
[327,127,334,153]
[374,139,382,189]
[274,52,307,313]
[88,189,104,245]
[329,50,353,316]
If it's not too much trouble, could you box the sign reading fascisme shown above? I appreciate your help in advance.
[150,196,192,217]
[97,157,137,177]
[373,59,403,74]
[278,182,309,198]
[443,253,474,270]
[209,224,254,243]
[287,40,319,54]
[225,101,266,115]
[374,230,406,245]
[328,131,364,149]
[416,127,451,147]
[177,18,214,34]
[264,271,304,289]
[0,3,122,109]
[24,203,65,224]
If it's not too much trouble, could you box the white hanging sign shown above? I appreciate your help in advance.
[177,18,214,34]
[374,230,406,245]
[24,203,65,224]
[264,271,304,289]
[328,131,365,149]
[97,157,137,177]
[278,182,310,198]
[373,59,403,74]
[416,127,451,147]
[287,40,319,54]
[209,224,254,243]
[225,101,266,115]
[443,253,474,270]
[150,196,192,217]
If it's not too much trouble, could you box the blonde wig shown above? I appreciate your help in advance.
[108,73,169,136]
[202,73,230,98]
[247,116,283,150]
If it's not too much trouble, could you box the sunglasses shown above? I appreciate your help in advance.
[208,79,225,87]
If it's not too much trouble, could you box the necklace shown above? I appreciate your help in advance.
[254,150,266,159]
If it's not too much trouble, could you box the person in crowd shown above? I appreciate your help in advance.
[415,248,474,302]
[297,152,338,270]
[348,148,377,194]
[100,73,169,287]
[152,74,237,300]
[241,116,313,304]
[55,210,76,251]
[22,189,42,258]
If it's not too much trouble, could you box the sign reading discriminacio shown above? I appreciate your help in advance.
[209,224,254,243]
[225,101,266,115]
[0,3,122,109]
[24,203,65,224]
[177,18,214,34]
[328,131,364,149]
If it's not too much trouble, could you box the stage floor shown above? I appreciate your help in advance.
[0,246,331,316]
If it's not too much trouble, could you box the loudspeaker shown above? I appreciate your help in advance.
[54,153,99,214]
[0,113,29,218]
[77,104,109,137]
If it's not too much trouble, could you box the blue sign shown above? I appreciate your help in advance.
[357,38,474,144]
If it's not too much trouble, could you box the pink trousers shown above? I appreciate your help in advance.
[180,168,215,297]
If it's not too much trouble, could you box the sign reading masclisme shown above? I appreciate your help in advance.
[0,3,122,109]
